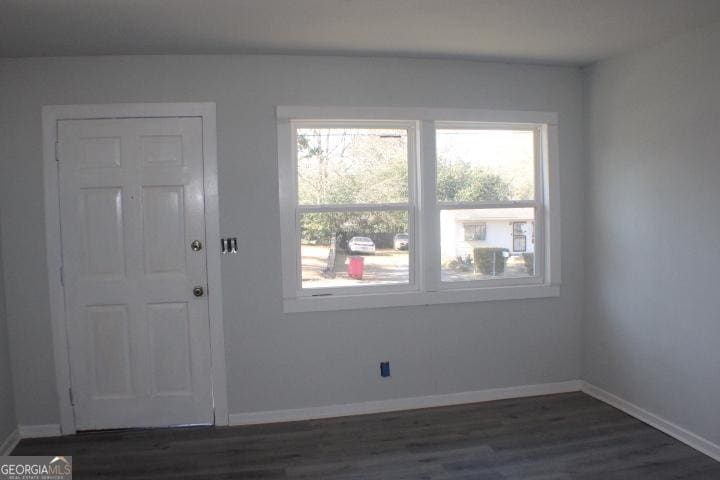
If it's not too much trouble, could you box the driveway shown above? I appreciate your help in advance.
[302,244,409,288]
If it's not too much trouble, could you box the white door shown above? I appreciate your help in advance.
[58,117,213,430]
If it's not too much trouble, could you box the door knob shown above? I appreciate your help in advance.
[191,240,203,251]
[193,286,204,297]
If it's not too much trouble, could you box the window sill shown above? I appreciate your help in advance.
[283,284,560,313]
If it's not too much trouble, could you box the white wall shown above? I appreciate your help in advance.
[584,22,720,445]
[0,55,584,426]
[0,214,17,442]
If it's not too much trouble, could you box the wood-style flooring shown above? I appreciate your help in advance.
[12,392,720,479]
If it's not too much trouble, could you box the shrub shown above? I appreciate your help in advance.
[443,256,473,272]
[443,258,460,270]
[522,253,534,275]
[473,248,509,275]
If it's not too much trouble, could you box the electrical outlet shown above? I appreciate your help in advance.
[380,361,390,378]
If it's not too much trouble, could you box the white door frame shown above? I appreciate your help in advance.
[42,103,228,434]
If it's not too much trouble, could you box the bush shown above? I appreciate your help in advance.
[522,253,534,275]
[473,248,509,275]
[443,255,473,272]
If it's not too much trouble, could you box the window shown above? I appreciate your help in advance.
[294,124,415,293]
[437,126,539,283]
[278,107,560,312]
[464,223,487,241]
[513,222,527,236]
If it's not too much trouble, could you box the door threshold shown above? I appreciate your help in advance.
[76,424,213,435]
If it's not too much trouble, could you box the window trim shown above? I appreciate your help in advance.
[277,106,561,313]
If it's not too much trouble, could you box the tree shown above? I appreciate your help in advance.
[436,157,513,203]
[297,128,408,205]
[297,129,409,244]
[296,129,517,244]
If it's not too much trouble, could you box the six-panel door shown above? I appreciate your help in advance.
[58,117,213,430]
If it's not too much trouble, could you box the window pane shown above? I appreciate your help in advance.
[464,223,486,241]
[436,129,535,202]
[297,128,408,205]
[440,208,536,282]
[300,211,410,289]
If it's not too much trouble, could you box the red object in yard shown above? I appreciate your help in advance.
[348,256,364,279]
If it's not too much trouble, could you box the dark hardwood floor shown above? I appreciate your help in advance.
[12,392,720,479]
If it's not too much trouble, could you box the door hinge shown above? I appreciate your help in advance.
[55,141,60,162]
[69,388,74,406]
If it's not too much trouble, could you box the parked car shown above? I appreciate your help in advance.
[347,236,376,255]
[393,233,409,250]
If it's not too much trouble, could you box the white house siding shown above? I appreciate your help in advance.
[440,209,534,260]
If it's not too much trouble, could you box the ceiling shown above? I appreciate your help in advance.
[2,0,720,65]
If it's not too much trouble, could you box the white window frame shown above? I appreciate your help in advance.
[278,107,561,313]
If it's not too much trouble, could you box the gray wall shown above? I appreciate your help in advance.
[0,55,584,426]
[0,214,17,441]
[584,22,720,444]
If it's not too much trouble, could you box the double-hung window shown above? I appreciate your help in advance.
[292,121,417,294]
[278,107,560,312]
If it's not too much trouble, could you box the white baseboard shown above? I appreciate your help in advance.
[13,382,716,464]
[581,382,720,462]
[18,424,61,439]
[230,380,581,426]
[0,429,20,456]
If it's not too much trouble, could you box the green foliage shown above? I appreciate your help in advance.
[436,157,513,202]
[443,256,474,272]
[473,248,509,275]
[297,129,408,205]
[301,211,407,245]
[296,129,517,242]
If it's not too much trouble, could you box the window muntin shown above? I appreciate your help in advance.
[293,122,416,294]
[436,125,543,287]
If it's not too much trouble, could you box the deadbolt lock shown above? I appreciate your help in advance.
[193,286,205,297]
[191,240,203,251]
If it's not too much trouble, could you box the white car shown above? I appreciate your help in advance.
[393,233,409,250]
[347,236,376,255]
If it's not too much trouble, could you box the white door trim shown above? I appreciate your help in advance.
[42,103,228,435]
